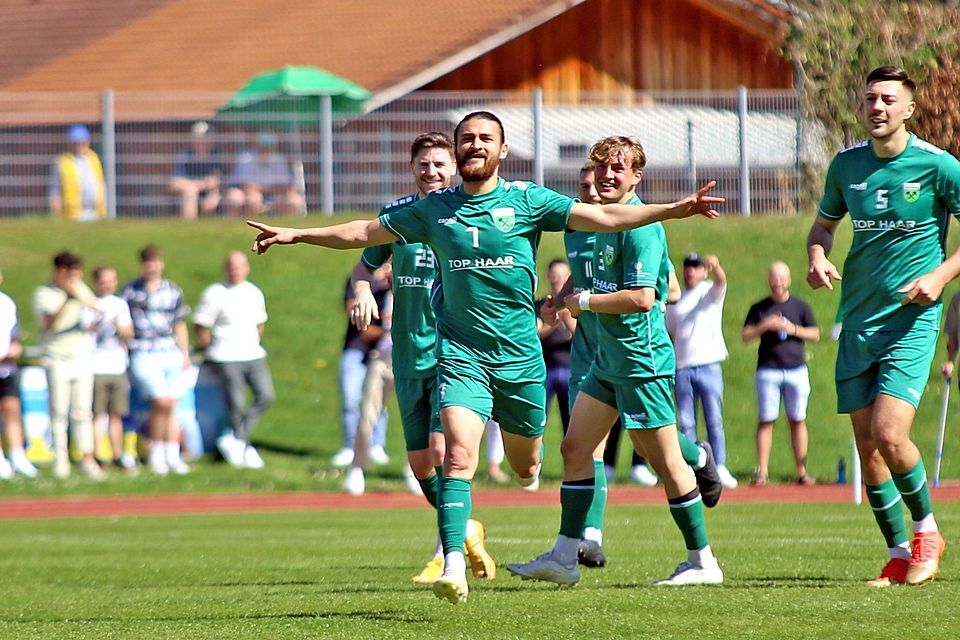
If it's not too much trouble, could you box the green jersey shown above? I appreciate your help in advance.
[819,134,960,331]
[564,230,598,385]
[591,195,674,381]
[380,178,574,368]
[362,194,438,379]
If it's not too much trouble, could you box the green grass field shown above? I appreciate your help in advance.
[0,501,957,639]
[1,213,960,497]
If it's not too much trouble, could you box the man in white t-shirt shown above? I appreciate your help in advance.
[91,265,135,469]
[0,269,37,478]
[33,252,102,479]
[194,251,275,469]
[666,252,737,489]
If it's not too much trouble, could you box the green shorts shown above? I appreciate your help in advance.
[835,324,937,413]
[437,356,547,438]
[395,376,442,451]
[579,370,676,430]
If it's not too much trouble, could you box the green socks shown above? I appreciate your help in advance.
[892,459,934,523]
[559,477,595,539]
[668,489,709,550]
[677,431,702,468]
[582,459,607,539]
[865,479,909,548]
[438,477,472,554]
[418,471,440,509]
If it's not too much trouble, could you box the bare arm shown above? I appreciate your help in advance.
[194,324,212,350]
[248,218,397,253]
[667,271,681,304]
[742,315,820,343]
[898,241,960,307]
[564,287,655,317]
[567,181,722,232]
[806,216,842,290]
[349,261,381,331]
[174,320,190,367]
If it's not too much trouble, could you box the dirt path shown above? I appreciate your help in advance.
[1,482,959,520]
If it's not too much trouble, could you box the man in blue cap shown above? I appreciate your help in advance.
[48,124,106,221]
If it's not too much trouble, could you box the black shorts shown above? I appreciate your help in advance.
[0,369,20,399]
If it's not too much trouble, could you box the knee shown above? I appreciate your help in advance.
[152,397,176,412]
[559,435,590,465]
[444,442,475,474]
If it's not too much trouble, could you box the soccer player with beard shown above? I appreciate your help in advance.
[345,132,496,585]
[808,66,960,586]
[508,137,723,587]
[248,111,723,603]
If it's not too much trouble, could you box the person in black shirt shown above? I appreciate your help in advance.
[742,261,820,485]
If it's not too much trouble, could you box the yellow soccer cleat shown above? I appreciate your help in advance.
[464,519,497,580]
[412,555,444,585]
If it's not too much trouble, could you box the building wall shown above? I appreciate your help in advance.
[424,0,793,97]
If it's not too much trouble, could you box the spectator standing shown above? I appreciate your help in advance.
[224,131,304,216]
[666,252,737,489]
[48,124,106,221]
[33,252,102,479]
[535,259,574,434]
[121,245,192,475]
[0,269,37,478]
[194,251,275,469]
[741,261,820,485]
[91,265,136,470]
[168,121,223,219]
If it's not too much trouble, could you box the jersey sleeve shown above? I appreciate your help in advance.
[937,152,960,218]
[379,201,428,245]
[526,184,574,232]
[620,226,661,289]
[818,154,847,220]
[361,243,392,271]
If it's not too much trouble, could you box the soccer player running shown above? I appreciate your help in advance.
[508,136,723,587]
[807,66,958,586]
[248,111,722,604]
[346,132,496,585]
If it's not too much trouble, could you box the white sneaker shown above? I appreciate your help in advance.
[217,434,244,467]
[119,454,138,470]
[242,445,265,469]
[344,466,365,495]
[368,445,390,466]
[405,467,423,496]
[717,465,739,489]
[149,455,170,476]
[654,557,724,585]
[331,447,354,468]
[54,456,71,479]
[0,456,13,480]
[10,451,38,478]
[80,459,105,480]
[506,551,580,585]
[603,464,616,483]
[168,458,191,475]
[630,463,658,486]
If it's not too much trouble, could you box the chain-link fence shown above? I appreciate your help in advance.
[0,88,825,218]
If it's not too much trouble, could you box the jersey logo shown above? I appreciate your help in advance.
[438,217,458,226]
[491,207,515,232]
[848,182,867,191]
[903,182,921,204]
[604,245,615,268]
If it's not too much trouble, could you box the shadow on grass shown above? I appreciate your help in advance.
[8,609,432,625]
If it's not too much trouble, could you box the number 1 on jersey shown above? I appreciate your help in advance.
[466,226,479,248]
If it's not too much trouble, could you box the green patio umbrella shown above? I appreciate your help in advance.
[216,65,371,127]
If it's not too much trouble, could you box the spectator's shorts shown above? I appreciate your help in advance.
[755,365,810,422]
[129,350,184,401]
[0,368,19,399]
[835,324,936,413]
[395,375,442,451]
[93,373,130,417]
[579,370,676,430]
[437,355,546,439]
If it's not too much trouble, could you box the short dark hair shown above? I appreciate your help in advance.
[53,251,82,270]
[410,132,454,162]
[92,265,114,281]
[866,66,916,95]
[454,111,505,145]
[139,245,162,262]
[548,258,568,271]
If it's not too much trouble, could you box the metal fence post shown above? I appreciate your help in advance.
[737,85,751,217]
[320,94,334,215]
[100,89,117,219]
[686,119,696,192]
[532,88,544,185]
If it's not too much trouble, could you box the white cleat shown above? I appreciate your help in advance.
[507,552,580,585]
[717,465,739,489]
[242,445,265,469]
[630,463,658,486]
[654,558,724,586]
[343,466,365,496]
[433,574,469,604]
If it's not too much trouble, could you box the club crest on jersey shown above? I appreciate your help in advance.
[903,182,921,204]
[604,245,615,268]
[490,207,515,232]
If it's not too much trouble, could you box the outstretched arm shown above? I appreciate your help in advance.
[248,218,397,254]
[567,181,722,232]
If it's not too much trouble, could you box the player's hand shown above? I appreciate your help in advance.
[351,288,380,331]
[942,361,954,379]
[247,220,298,254]
[898,272,947,306]
[671,181,723,219]
[807,256,841,290]
[540,294,561,326]
[562,292,584,318]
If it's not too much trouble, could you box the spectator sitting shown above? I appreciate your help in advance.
[224,131,304,216]
[48,124,106,221]
[168,121,223,219]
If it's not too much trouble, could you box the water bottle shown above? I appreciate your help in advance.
[837,457,846,484]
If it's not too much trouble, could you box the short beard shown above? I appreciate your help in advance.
[456,151,499,182]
